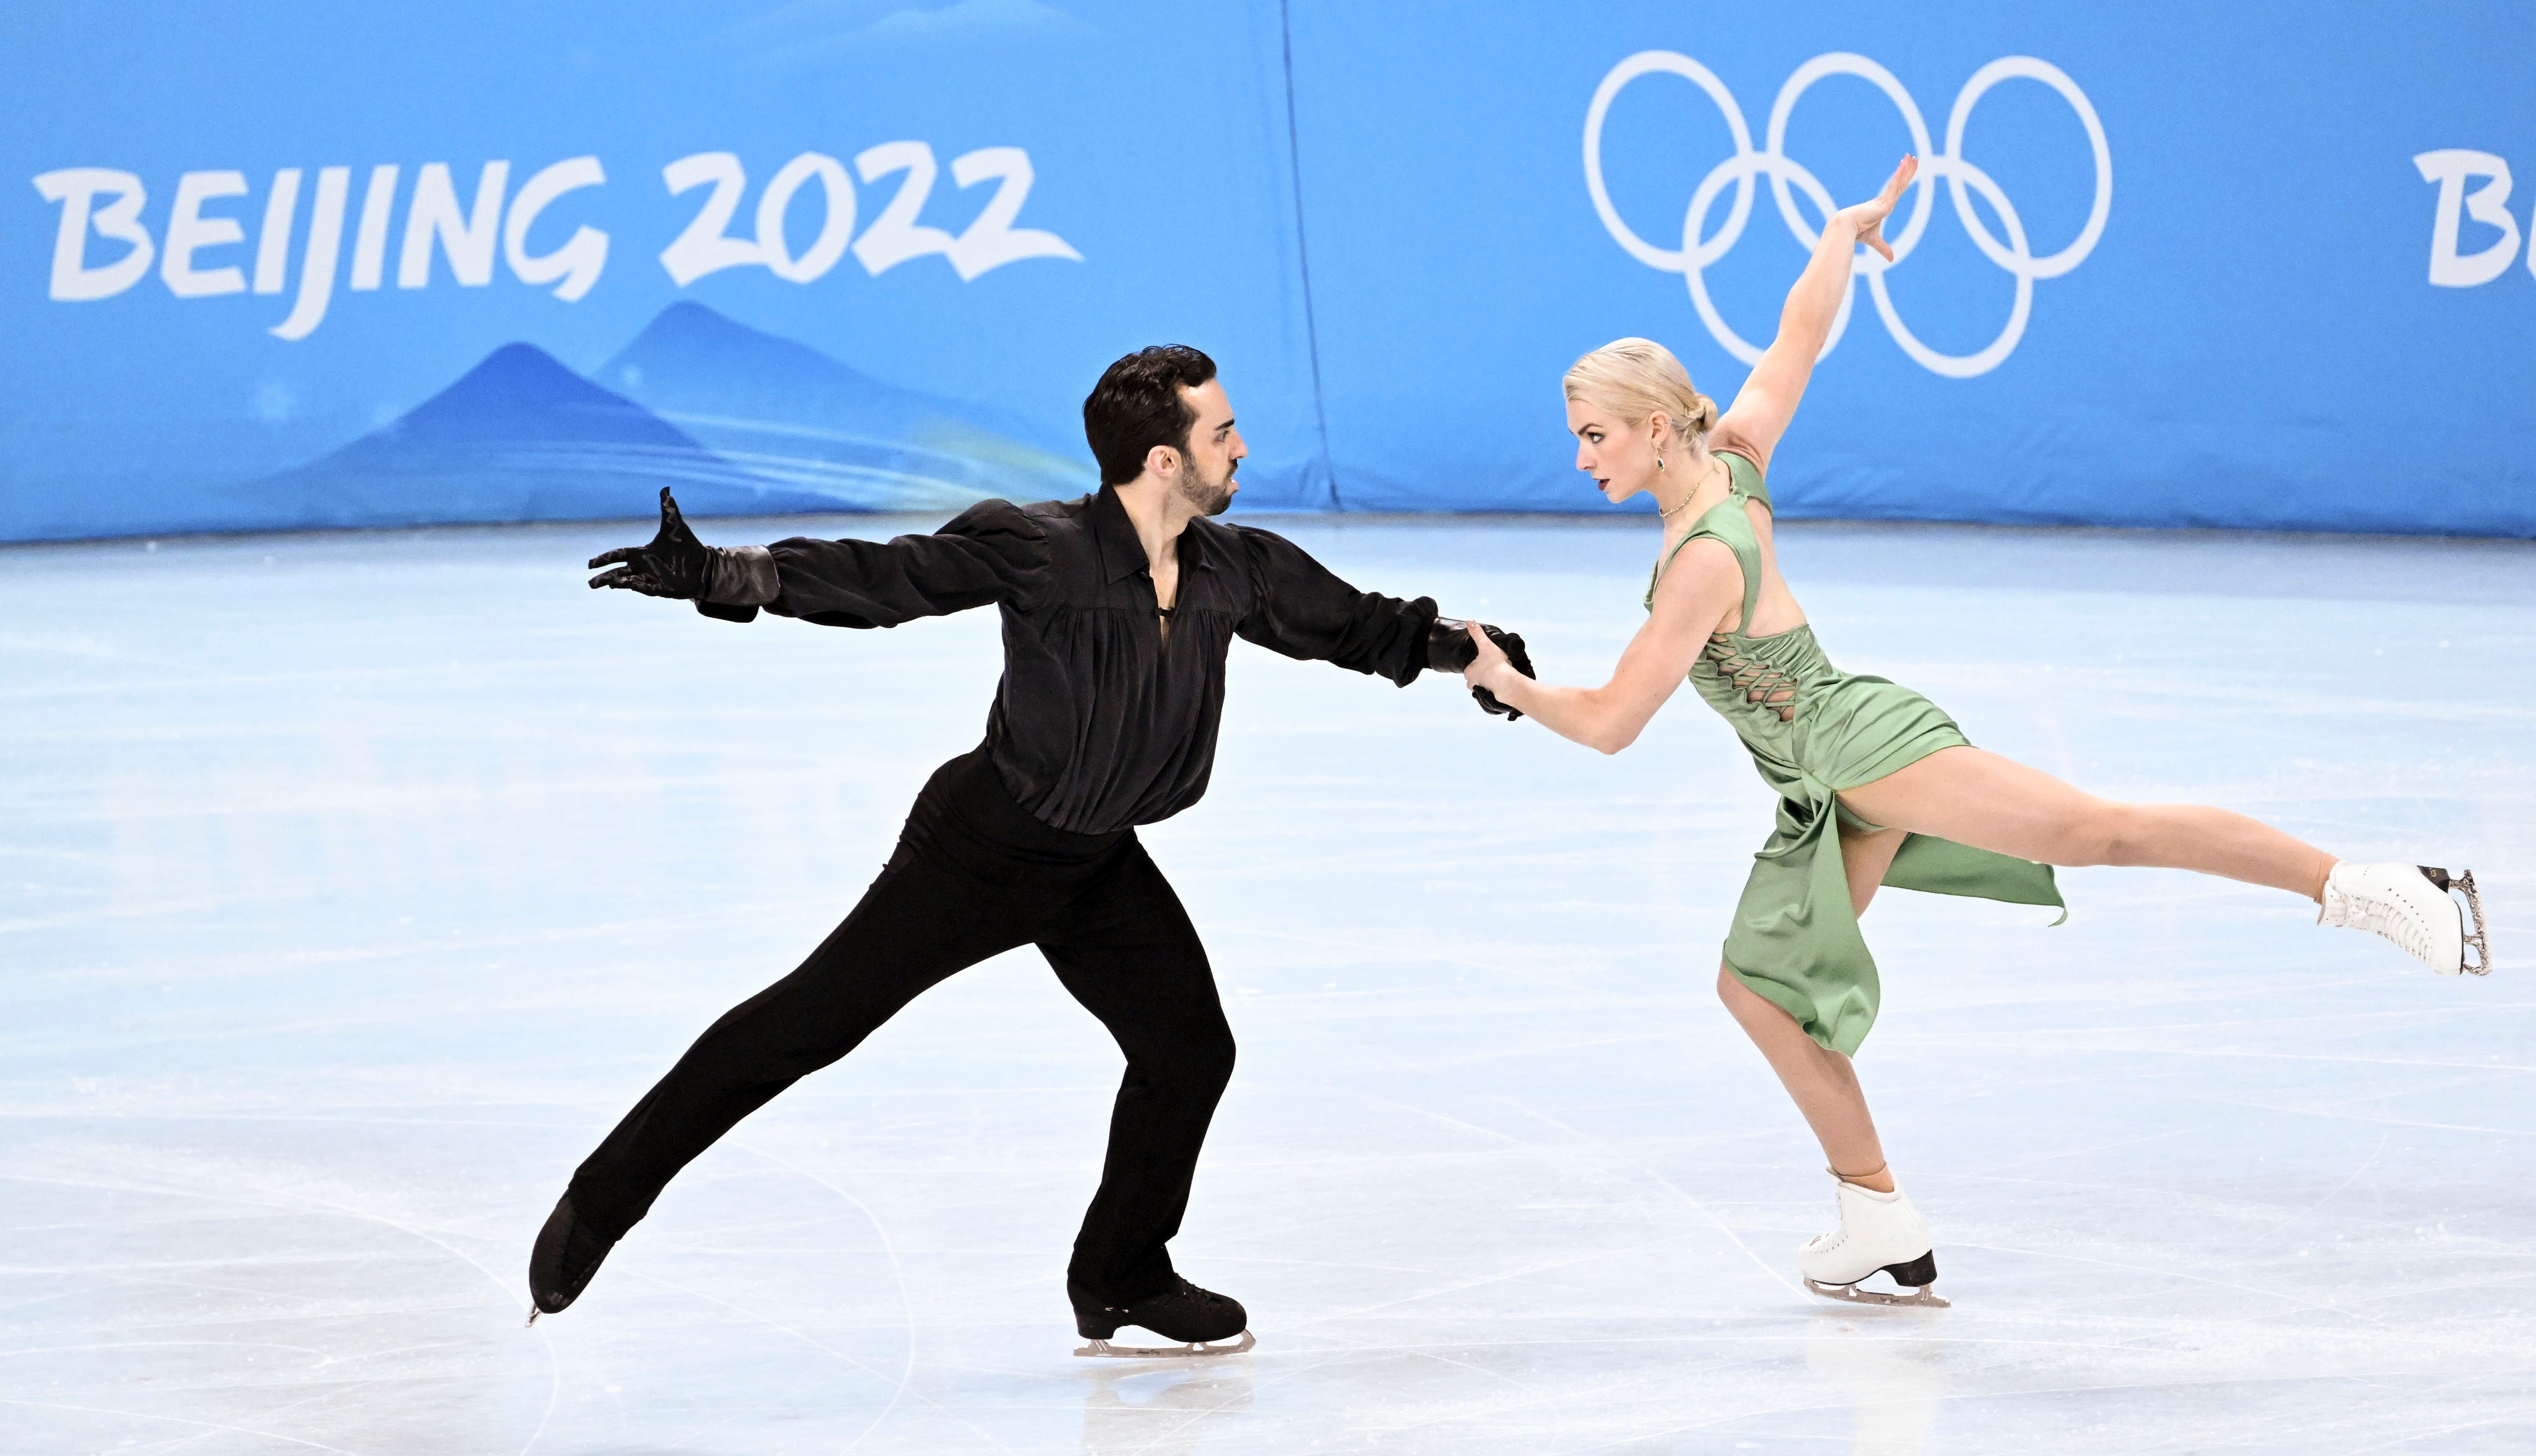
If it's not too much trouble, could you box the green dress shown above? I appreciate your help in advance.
[1649,450,2063,1055]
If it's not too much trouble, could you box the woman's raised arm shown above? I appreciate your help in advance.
[1714,155,1919,467]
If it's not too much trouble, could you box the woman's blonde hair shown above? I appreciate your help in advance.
[1563,337,1718,448]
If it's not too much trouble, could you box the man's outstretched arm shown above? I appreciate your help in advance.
[588,489,1046,628]
[1227,524,1536,719]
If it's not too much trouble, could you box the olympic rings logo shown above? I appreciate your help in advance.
[1584,52,2113,378]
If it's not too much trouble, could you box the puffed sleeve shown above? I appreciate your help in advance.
[700,498,1049,629]
[1228,524,1437,687]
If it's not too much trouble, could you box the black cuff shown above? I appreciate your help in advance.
[695,600,759,624]
[704,544,780,607]
[1422,614,1480,676]
[1398,597,1441,685]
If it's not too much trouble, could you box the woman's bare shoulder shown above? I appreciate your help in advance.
[1652,534,1743,612]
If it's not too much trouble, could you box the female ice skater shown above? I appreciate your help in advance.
[1455,154,2491,1307]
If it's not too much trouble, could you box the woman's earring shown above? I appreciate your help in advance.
[1655,454,1667,472]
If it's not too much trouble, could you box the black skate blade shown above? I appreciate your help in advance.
[1073,1328,1255,1359]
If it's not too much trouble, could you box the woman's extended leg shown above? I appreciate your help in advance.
[1715,822,1907,1192]
[1837,746,2335,900]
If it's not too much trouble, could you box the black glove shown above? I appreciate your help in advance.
[587,487,716,599]
[1423,616,1537,721]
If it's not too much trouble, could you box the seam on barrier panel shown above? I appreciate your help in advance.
[1278,0,1340,510]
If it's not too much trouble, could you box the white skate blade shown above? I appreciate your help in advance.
[1073,1328,1255,1359]
[1805,1277,1950,1310]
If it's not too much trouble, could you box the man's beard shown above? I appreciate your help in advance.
[1175,458,1236,517]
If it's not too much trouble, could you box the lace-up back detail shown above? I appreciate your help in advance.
[1703,637,1801,722]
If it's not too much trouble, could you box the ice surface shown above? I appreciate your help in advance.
[4,515,2533,1454]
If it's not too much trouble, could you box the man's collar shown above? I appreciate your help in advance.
[1091,483,1218,582]
[1090,484,1147,583]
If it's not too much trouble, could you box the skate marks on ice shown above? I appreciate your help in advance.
[4,518,2536,1452]
[0,1130,563,1456]
[0,1120,954,1455]
[1804,1323,1949,1456]
[1078,1358,1255,1456]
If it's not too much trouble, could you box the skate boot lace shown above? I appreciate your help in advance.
[1174,1279,1230,1308]
[2335,885,2435,962]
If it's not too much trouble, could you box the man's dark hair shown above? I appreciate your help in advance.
[1083,345,1218,486]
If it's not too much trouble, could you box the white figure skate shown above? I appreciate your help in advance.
[2320,863,2490,976]
[1799,1176,1949,1308]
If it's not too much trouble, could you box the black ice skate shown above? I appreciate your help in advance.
[526,1192,618,1326]
[1069,1275,1255,1358]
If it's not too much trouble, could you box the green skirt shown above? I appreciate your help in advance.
[1721,672,2064,1056]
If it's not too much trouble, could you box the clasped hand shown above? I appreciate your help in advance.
[1448,619,1537,720]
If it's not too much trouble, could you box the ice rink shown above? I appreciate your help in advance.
[6,513,2533,1454]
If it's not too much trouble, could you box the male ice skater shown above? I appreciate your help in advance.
[536,345,1533,1355]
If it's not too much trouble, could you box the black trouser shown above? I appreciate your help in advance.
[568,748,1235,1303]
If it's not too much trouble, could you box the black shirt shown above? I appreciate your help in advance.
[709,485,1437,834]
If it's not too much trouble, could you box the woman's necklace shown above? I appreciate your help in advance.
[1655,457,1719,522]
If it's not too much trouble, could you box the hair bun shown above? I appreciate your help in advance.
[1562,338,1717,442]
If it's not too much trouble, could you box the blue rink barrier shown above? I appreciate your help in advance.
[3,1,2532,542]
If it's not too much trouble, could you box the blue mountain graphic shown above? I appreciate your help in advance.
[596,301,1093,510]
[241,342,845,529]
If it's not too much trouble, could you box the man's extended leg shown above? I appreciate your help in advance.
[567,842,1029,1245]
[1040,842,1238,1306]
